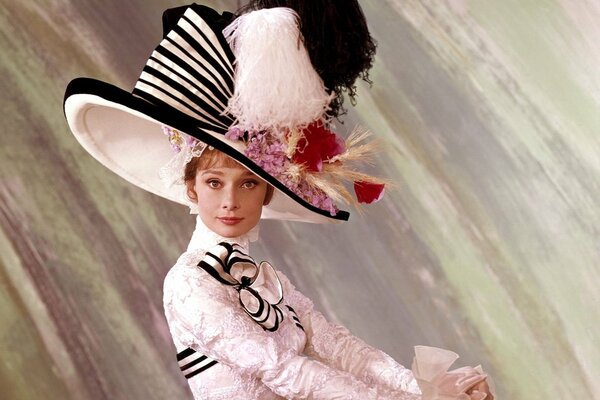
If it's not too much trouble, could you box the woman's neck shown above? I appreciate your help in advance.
[186,215,259,253]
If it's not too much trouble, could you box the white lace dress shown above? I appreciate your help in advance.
[163,217,422,399]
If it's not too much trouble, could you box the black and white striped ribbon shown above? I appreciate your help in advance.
[198,242,285,332]
[177,347,218,379]
[133,6,235,134]
[286,305,305,332]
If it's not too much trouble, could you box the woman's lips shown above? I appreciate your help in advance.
[217,217,244,225]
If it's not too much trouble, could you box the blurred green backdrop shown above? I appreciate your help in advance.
[1,1,598,399]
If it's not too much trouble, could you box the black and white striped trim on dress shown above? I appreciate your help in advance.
[286,305,305,332]
[177,347,218,379]
[175,304,306,380]
[175,242,306,379]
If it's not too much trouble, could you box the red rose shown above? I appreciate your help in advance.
[354,181,385,204]
[292,121,346,172]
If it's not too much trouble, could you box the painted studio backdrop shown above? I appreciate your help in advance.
[1,1,598,399]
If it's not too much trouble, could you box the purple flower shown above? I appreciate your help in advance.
[226,127,340,216]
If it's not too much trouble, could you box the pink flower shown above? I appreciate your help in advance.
[226,126,342,215]
[354,181,385,204]
[225,126,244,141]
[292,122,346,172]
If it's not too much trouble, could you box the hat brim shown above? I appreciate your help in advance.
[64,77,349,223]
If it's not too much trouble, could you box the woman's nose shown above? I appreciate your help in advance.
[222,187,240,210]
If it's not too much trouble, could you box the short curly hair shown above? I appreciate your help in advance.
[238,0,377,120]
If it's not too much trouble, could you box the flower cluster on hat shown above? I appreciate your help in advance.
[291,121,346,172]
[225,121,387,215]
[225,125,340,215]
[291,122,386,205]
[162,125,195,153]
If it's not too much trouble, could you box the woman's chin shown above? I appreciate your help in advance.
[212,222,253,238]
[200,215,259,238]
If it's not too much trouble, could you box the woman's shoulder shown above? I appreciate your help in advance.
[163,249,241,316]
[163,248,215,291]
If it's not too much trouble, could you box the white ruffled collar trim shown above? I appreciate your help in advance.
[186,215,259,253]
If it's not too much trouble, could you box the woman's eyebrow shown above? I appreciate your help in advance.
[200,170,224,176]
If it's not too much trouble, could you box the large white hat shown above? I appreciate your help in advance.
[64,4,384,224]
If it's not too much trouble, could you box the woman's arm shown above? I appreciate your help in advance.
[163,262,421,400]
[279,272,421,395]
[281,273,494,400]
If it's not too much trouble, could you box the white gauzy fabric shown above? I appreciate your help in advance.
[163,217,422,399]
[157,129,210,215]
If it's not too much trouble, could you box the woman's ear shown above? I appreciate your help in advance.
[263,184,274,205]
[186,180,198,202]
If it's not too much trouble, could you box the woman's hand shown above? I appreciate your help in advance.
[411,346,495,400]
[435,366,486,396]
[465,377,494,400]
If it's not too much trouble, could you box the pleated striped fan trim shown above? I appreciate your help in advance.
[133,7,235,134]
[201,242,254,286]
[198,242,285,332]
[177,348,218,379]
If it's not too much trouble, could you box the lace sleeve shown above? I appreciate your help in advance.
[280,272,422,396]
[163,262,421,400]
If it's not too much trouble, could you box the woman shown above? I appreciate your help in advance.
[64,2,493,399]
[163,145,420,398]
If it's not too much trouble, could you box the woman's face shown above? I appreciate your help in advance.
[191,166,268,238]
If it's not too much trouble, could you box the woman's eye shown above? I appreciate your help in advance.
[242,180,257,189]
[207,179,221,188]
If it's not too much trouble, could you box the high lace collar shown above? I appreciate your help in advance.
[186,215,259,253]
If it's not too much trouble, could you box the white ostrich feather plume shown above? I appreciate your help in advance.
[223,7,334,131]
